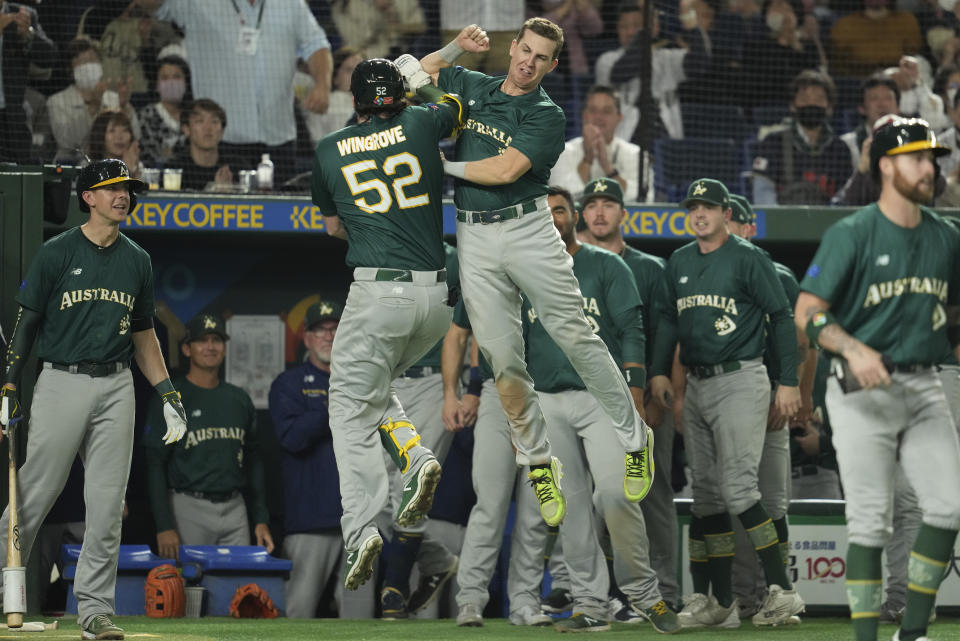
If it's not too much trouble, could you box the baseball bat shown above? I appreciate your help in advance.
[0,620,57,631]
[3,396,25,629]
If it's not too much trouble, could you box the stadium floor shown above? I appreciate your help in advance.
[3,617,959,641]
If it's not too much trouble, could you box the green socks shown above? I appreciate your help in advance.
[702,513,735,607]
[846,543,883,641]
[899,524,957,641]
[738,503,792,589]
[689,516,710,595]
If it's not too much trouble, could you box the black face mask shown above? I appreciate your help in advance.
[795,105,828,129]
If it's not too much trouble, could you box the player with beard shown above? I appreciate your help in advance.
[795,116,960,641]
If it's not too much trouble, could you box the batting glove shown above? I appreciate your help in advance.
[394,54,432,92]
[160,390,187,445]
[0,386,22,435]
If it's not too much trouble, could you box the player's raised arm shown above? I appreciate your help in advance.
[419,24,490,79]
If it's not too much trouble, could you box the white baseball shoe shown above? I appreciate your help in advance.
[689,596,740,628]
[752,585,804,626]
[677,593,709,628]
[510,605,553,626]
[457,603,483,627]
[892,630,931,641]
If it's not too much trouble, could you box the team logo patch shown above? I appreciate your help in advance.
[203,317,217,329]
[191,409,202,417]
[679,276,689,284]
[875,254,890,266]
[18,280,26,290]
[714,314,737,336]
[118,314,130,336]
[806,264,821,278]
[304,375,315,383]
[373,96,395,106]
[811,312,828,327]
[71,268,83,276]
[692,182,707,196]
[933,304,947,331]
[592,181,608,193]
[427,103,439,111]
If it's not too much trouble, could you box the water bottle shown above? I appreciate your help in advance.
[256,153,274,191]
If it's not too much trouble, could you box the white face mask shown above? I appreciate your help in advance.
[949,85,959,110]
[74,62,103,90]
[766,12,785,32]
[940,0,957,11]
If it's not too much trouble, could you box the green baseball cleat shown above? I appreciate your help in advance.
[639,599,682,634]
[553,612,611,632]
[624,425,655,501]
[81,615,124,640]
[528,456,566,527]
[344,532,383,590]
[396,457,442,528]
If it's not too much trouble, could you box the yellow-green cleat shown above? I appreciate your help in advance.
[624,425,655,501]
[528,456,566,526]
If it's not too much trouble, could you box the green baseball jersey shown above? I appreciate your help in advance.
[144,377,268,532]
[311,102,460,270]
[16,227,155,364]
[651,235,799,385]
[800,204,960,364]
[437,66,565,211]
[620,245,666,366]
[765,261,801,385]
[410,242,461,369]
[523,243,644,393]
[452,297,494,380]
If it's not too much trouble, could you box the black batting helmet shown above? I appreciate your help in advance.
[350,58,405,111]
[76,159,147,213]
[870,116,951,179]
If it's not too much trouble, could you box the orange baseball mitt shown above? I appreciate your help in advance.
[145,564,185,618]
[229,582,280,619]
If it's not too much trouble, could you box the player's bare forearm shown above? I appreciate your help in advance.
[421,24,490,78]
[133,329,172,386]
[458,147,532,185]
[442,323,469,397]
[796,291,858,357]
[797,342,818,422]
[323,215,347,239]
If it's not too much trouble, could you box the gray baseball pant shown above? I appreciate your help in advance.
[0,366,134,629]
[685,360,770,517]
[540,390,660,610]
[456,203,644,463]
[827,369,960,549]
[328,271,452,552]
[733,419,791,610]
[456,381,542,612]
[641,410,679,606]
[283,532,374,618]
[881,364,960,611]
[169,492,250,545]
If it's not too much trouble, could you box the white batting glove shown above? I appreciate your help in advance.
[160,392,188,445]
[394,54,431,92]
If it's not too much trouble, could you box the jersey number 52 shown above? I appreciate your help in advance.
[341,152,429,214]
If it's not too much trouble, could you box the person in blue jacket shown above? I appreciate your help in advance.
[269,300,373,618]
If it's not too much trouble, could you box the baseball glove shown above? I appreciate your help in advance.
[229,582,280,619]
[145,564,185,618]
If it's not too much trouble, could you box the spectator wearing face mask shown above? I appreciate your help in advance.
[138,55,192,164]
[47,38,140,163]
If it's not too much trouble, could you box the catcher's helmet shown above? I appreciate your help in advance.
[350,58,405,111]
[870,116,950,179]
[76,158,147,213]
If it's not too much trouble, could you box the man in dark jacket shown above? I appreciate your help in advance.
[268,300,373,618]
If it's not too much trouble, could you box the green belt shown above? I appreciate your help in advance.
[456,198,541,224]
[688,360,742,379]
[373,268,446,283]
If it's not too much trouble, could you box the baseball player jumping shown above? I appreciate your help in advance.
[396,19,654,529]
[310,58,469,591]
[795,117,960,641]
[0,159,187,641]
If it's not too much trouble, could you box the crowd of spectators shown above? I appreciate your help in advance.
[7,0,960,204]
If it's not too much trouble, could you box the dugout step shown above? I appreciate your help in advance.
[61,544,177,615]
[179,545,292,617]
